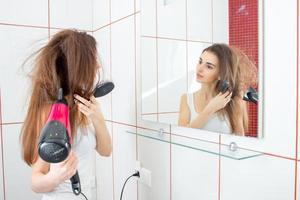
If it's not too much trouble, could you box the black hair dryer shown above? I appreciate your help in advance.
[38,88,81,195]
[243,86,258,104]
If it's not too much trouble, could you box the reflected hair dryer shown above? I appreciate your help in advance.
[38,88,81,195]
[243,86,258,104]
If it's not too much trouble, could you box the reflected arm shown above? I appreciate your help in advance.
[178,94,214,128]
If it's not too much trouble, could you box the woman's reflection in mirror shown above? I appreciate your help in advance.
[178,43,257,136]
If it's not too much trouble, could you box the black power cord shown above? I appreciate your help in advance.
[80,192,88,200]
[120,171,140,200]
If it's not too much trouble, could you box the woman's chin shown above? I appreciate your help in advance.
[196,79,204,83]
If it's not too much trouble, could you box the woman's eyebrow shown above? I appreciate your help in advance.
[206,62,216,66]
[199,57,216,66]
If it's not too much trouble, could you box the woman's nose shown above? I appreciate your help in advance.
[197,64,204,72]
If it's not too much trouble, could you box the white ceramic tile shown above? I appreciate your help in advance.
[2,124,41,200]
[93,0,110,30]
[170,124,220,144]
[158,39,186,115]
[94,27,112,121]
[111,0,135,22]
[0,0,48,26]
[221,0,297,158]
[95,121,113,200]
[141,114,157,123]
[112,123,137,200]
[212,0,229,43]
[172,144,219,200]
[220,155,294,200]
[137,129,170,200]
[0,124,3,200]
[158,113,178,125]
[187,42,211,93]
[187,0,212,42]
[157,0,186,39]
[141,38,157,116]
[111,17,136,125]
[0,26,48,123]
[135,0,140,12]
[50,0,93,31]
[140,0,156,36]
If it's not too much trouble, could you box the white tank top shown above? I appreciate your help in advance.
[41,124,97,200]
[186,93,232,134]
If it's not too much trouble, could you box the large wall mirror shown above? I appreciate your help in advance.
[140,0,264,138]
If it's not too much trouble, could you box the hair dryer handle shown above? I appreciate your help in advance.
[70,171,81,195]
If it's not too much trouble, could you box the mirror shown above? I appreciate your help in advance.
[141,0,264,137]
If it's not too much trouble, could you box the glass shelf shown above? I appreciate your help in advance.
[127,129,263,160]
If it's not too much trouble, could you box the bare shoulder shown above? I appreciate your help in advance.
[180,93,188,103]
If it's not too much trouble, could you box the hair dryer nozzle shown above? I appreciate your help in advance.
[38,120,71,163]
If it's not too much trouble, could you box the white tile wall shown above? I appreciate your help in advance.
[93,0,110,30]
[0,123,3,200]
[111,17,136,125]
[220,155,295,200]
[212,0,229,43]
[0,0,48,27]
[112,123,137,200]
[187,0,212,42]
[2,124,41,200]
[141,38,157,115]
[157,39,186,113]
[140,0,156,36]
[172,144,219,200]
[0,26,48,123]
[137,131,171,200]
[157,0,186,39]
[111,0,135,22]
[50,0,93,30]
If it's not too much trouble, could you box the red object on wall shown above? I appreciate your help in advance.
[228,0,258,137]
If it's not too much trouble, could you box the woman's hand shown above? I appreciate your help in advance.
[47,151,78,185]
[203,91,232,115]
[74,94,103,122]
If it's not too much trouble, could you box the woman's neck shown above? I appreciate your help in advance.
[199,81,218,100]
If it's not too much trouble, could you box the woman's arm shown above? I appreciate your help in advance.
[178,94,191,126]
[179,92,232,129]
[178,94,215,129]
[31,157,56,193]
[31,152,78,193]
[74,94,112,157]
[91,109,112,157]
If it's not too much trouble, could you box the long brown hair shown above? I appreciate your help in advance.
[21,29,99,165]
[202,43,257,134]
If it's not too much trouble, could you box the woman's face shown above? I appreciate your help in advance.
[196,50,220,84]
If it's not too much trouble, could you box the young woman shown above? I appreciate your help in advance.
[20,29,112,200]
[178,43,257,136]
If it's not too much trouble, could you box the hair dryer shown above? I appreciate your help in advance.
[243,86,258,104]
[38,88,81,195]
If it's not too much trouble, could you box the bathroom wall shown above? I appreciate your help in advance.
[0,1,299,200]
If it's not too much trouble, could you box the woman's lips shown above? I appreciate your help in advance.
[197,74,203,78]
